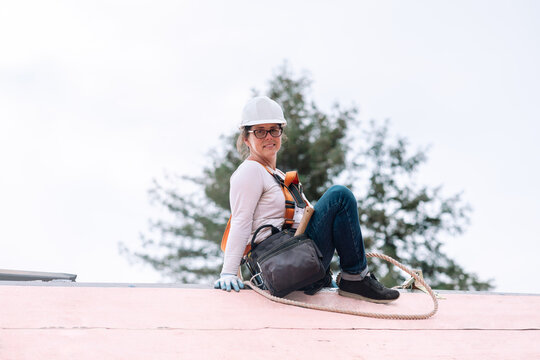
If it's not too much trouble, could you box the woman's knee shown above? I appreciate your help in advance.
[327,185,356,204]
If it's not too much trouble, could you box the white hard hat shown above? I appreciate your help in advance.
[240,96,287,129]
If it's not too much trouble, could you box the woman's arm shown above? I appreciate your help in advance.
[221,163,265,275]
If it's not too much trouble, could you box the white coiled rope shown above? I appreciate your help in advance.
[244,252,438,320]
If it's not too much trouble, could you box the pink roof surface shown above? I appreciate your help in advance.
[1,283,539,359]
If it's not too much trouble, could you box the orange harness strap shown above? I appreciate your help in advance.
[220,165,302,254]
[281,172,297,229]
[221,217,233,252]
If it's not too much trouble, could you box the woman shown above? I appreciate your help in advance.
[214,96,399,303]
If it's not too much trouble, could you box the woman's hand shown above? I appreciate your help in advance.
[214,273,245,292]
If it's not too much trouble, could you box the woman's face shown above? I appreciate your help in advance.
[245,123,282,162]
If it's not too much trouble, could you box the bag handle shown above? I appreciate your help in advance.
[250,224,280,250]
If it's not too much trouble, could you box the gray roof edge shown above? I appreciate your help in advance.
[0,280,538,296]
[0,281,210,289]
[0,269,77,282]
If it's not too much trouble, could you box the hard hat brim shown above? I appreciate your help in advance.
[239,119,287,129]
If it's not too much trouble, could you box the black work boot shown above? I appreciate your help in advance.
[337,272,400,304]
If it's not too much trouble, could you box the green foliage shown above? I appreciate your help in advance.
[349,120,492,290]
[122,64,493,290]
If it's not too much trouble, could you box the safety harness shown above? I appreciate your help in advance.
[220,164,307,255]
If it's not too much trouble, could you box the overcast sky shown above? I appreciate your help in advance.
[1,1,538,293]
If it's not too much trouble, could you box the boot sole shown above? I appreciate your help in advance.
[338,289,399,304]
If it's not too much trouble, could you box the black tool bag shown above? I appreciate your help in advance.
[244,224,326,298]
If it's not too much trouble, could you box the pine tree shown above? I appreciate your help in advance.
[122,64,493,290]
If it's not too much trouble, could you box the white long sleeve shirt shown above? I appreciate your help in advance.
[221,160,305,275]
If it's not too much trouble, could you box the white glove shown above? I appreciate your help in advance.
[214,273,245,292]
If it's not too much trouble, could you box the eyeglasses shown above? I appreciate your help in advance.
[248,128,283,139]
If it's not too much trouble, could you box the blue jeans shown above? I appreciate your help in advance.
[305,185,368,275]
